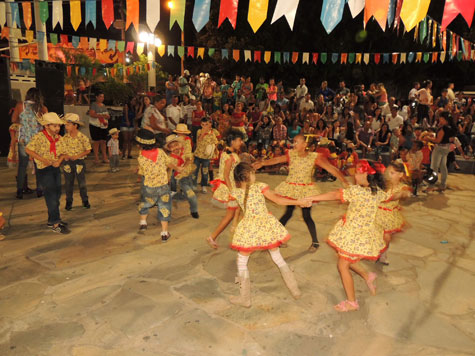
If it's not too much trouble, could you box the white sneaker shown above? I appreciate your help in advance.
[202,186,207,193]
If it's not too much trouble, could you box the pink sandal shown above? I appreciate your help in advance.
[366,272,377,296]
[334,300,359,312]
[206,236,218,249]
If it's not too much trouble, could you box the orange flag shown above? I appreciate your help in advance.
[126,0,139,32]
[233,49,240,61]
[364,0,390,31]
[79,37,89,49]
[22,2,33,29]
[292,52,299,63]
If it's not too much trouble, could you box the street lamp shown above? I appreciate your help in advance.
[139,31,161,91]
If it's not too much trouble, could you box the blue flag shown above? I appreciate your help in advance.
[387,0,396,28]
[383,53,390,63]
[331,53,339,63]
[320,0,345,34]
[283,52,290,63]
[86,0,97,28]
[192,0,211,32]
[222,49,229,59]
[108,40,116,51]
[72,36,80,48]
[10,3,20,27]
[408,52,415,63]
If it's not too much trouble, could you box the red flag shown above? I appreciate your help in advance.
[102,0,115,29]
[61,34,69,44]
[312,53,319,64]
[441,0,475,31]
[341,53,348,64]
[432,52,438,63]
[92,68,97,76]
[254,50,261,63]
[218,0,239,28]
[187,46,195,58]
[392,53,398,64]
[292,52,299,64]
[374,53,380,64]
[126,42,135,54]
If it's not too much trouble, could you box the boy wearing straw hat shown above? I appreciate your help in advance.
[165,135,199,219]
[107,128,120,172]
[136,129,183,241]
[57,113,92,210]
[25,113,70,234]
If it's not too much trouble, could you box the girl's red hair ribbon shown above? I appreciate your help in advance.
[356,160,386,175]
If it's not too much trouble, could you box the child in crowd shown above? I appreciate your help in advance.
[228,163,311,307]
[193,117,220,193]
[136,129,182,241]
[306,160,394,312]
[406,140,424,195]
[107,128,120,172]
[238,144,255,165]
[166,135,199,219]
[375,161,411,265]
[25,113,70,234]
[57,113,92,210]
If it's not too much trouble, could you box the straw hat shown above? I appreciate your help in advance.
[173,123,191,135]
[63,113,84,126]
[38,112,64,126]
[136,128,156,145]
[165,134,181,149]
[318,137,330,146]
[109,128,119,136]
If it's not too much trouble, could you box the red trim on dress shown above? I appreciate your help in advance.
[210,179,225,192]
[339,188,346,203]
[261,185,270,193]
[326,239,389,264]
[230,234,291,252]
[378,205,401,212]
[384,222,405,234]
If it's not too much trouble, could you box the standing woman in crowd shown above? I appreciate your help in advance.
[426,111,457,191]
[253,134,348,252]
[135,96,150,130]
[374,123,391,160]
[120,97,136,159]
[88,92,110,164]
[165,75,178,105]
[16,87,48,199]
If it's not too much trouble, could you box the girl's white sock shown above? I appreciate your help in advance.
[236,253,250,275]
[140,219,147,225]
[269,249,287,268]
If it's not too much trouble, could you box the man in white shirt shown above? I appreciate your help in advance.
[408,82,420,102]
[166,95,182,130]
[295,78,308,108]
[447,82,456,103]
[299,94,314,112]
[142,96,170,134]
[386,105,404,131]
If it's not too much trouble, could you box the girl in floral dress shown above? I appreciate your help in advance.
[375,161,412,265]
[306,160,406,312]
[7,122,20,168]
[228,163,311,307]
[206,129,244,248]
[253,134,348,252]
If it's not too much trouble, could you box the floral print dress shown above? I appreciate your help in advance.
[275,149,321,199]
[375,182,410,234]
[327,185,391,263]
[210,150,240,208]
[230,182,290,252]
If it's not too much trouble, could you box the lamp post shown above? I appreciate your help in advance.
[139,32,161,91]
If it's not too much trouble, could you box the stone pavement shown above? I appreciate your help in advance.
[0,158,474,356]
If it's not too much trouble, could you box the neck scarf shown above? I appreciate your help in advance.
[42,129,60,158]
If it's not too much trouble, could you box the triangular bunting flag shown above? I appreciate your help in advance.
[248,0,269,33]
[86,0,97,28]
[254,50,261,63]
[193,0,211,32]
[392,53,398,64]
[188,46,195,58]
[198,47,205,59]
[374,53,381,64]
[168,45,175,56]
[331,53,338,63]
[355,53,362,64]
[108,40,116,51]
[432,52,438,63]
[127,42,135,54]
[208,48,215,57]
[274,51,281,63]
[79,37,89,49]
[117,41,125,52]
[218,0,239,29]
[283,52,290,63]
[341,53,347,64]
[22,2,33,29]
[400,0,431,32]
[408,52,415,63]
[177,46,185,58]
[158,45,166,56]
[292,52,299,64]
[89,38,97,50]
[382,53,390,63]
[222,49,229,59]
[233,49,240,61]
[271,0,300,30]
[364,0,390,31]
[348,53,355,64]
[0,3,5,29]
[72,36,80,48]
[302,52,309,64]
[400,52,406,63]
[147,0,161,31]
[312,53,319,64]
[416,52,422,62]
[320,0,345,34]
[50,33,58,45]
[321,52,327,64]
[52,0,63,29]
[25,30,34,43]
[244,50,251,62]
[99,39,108,51]
[363,53,370,64]
[70,0,82,31]
[102,0,115,29]
[61,34,69,44]
[170,0,186,30]
[264,51,271,63]
[137,43,144,56]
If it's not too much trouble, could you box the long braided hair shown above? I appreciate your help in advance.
[233,162,254,213]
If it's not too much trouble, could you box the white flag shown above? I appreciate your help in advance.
[89,38,97,50]
[347,0,365,18]
[271,0,300,30]
[146,0,160,32]
[244,50,251,62]
[302,52,309,64]
[52,0,63,29]
[0,3,5,28]
[440,52,446,63]
[363,53,370,64]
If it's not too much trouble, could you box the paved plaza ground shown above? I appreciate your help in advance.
[0,157,474,356]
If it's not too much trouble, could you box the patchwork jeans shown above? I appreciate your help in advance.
[62,159,88,204]
[176,175,198,214]
[138,183,172,222]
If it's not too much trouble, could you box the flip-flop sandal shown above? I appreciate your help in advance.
[334,300,359,312]
[366,272,377,296]
[206,236,218,249]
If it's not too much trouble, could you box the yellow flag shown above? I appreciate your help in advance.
[158,45,166,57]
[248,0,269,33]
[137,43,144,55]
[70,0,82,31]
[400,0,431,32]
[197,47,205,59]
[416,52,422,62]
[355,53,362,64]
[432,21,437,47]
[264,51,271,63]
[99,39,107,51]
[414,23,419,41]
[25,30,34,43]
